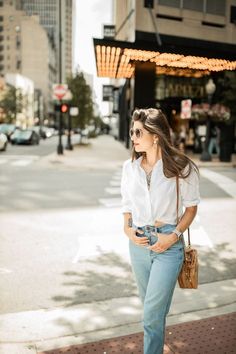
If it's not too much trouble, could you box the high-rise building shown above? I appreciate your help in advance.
[0,1,57,118]
[17,0,74,82]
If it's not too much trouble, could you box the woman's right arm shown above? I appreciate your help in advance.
[123,212,148,246]
[123,212,134,239]
[121,161,148,246]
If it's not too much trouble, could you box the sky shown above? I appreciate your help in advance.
[74,0,113,116]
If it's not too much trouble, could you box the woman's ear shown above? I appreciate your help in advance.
[154,135,159,143]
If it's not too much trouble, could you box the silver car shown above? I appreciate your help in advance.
[0,133,8,151]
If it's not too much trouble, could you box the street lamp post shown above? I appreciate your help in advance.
[57,0,63,155]
[65,108,73,150]
[200,78,216,162]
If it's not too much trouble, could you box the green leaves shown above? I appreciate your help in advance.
[67,71,94,129]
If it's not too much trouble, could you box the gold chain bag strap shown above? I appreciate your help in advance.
[176,176,198,289]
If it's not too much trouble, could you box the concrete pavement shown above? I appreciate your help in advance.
[0,135,236,354]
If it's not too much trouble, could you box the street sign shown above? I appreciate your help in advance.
[103,25,116,39]
[52,84,68,100]
[70,107,79,116]
[62,89,73,101]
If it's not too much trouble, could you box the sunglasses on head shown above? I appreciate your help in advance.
[129,128,143,139]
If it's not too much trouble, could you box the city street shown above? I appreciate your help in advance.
[0,0,235,353]
[0,135,236,353]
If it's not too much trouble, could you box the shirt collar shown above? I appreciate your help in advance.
[133,155,162,169]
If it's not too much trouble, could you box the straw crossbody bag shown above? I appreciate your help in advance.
[176,177,198,289]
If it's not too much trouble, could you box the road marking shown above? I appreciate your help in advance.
[112,175,121,181]
[105,187,121,195]
[109,180,121,187]
[11,159,34,166]
[0,268,13,274]
[0,159,7,165]
[0,155,40,167]
[2,155,39,159]
[99,197,122,207]
[200,168,236,198]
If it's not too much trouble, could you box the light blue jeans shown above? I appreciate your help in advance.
[129,223,184,354]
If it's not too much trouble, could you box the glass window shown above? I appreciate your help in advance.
[158,0,180,8]
[206,0,226,15]
[183,0,203,12]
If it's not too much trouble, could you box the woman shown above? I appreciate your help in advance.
[121,108,200,354]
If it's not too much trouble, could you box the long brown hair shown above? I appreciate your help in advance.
[131,108,199,179]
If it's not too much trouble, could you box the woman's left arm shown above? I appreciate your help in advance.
[172,205,198,241]
[148,206,197,252]
[149,165,200,253]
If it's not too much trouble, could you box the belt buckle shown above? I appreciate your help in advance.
[144,225,150,232]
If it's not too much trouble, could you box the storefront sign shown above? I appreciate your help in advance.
[181,99,192,119]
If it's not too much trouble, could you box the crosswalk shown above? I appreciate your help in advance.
[0,155,39,167]
[99,166,236,209]
[99,169,122,207]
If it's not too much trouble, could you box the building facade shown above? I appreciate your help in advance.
[5,72,34,128]
[0,0,57,119]
[17,0,74,82]
[93,0,236,160]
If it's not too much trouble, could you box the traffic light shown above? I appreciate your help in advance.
[60,103,69,113]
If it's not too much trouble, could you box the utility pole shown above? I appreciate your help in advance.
[57,0,63,155]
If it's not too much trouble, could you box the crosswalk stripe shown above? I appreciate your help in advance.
[109,180,121,187]
[0,155,39,167]
[201,168,236,198]
[11,160,33,166]
[105,187,121,195]
[99,197,122,207]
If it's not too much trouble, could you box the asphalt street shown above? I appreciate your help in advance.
[0,134,235,327]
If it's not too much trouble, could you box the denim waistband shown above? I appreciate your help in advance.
[132,223,163,233]
[132,222,177,232]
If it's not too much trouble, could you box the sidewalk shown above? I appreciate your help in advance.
[39,134,236,170]
[0,135,235,354]
[38,312,236,354]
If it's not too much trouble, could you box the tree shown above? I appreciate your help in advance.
[0,85,17,122]
[67,71,94,129]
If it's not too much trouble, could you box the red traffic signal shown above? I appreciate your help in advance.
[60,104,69,113]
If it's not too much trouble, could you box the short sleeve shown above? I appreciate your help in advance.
[180,167,200,207]
[120,160,132,214]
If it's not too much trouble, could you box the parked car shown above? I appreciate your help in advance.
[0,133,8,151]
[31,126,57,139]
[11,129,40,145]
[30,126,47,139]
[0,124,17,141]
[44,127,56,138]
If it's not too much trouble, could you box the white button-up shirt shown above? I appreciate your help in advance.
[120,156,200,227]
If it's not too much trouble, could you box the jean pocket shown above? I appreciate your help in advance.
[135,231,145,237]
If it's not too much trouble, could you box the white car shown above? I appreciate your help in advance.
[0,133,8,151]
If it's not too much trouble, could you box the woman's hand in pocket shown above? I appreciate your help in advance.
[124,227,149,247]
[148,233,177,253]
